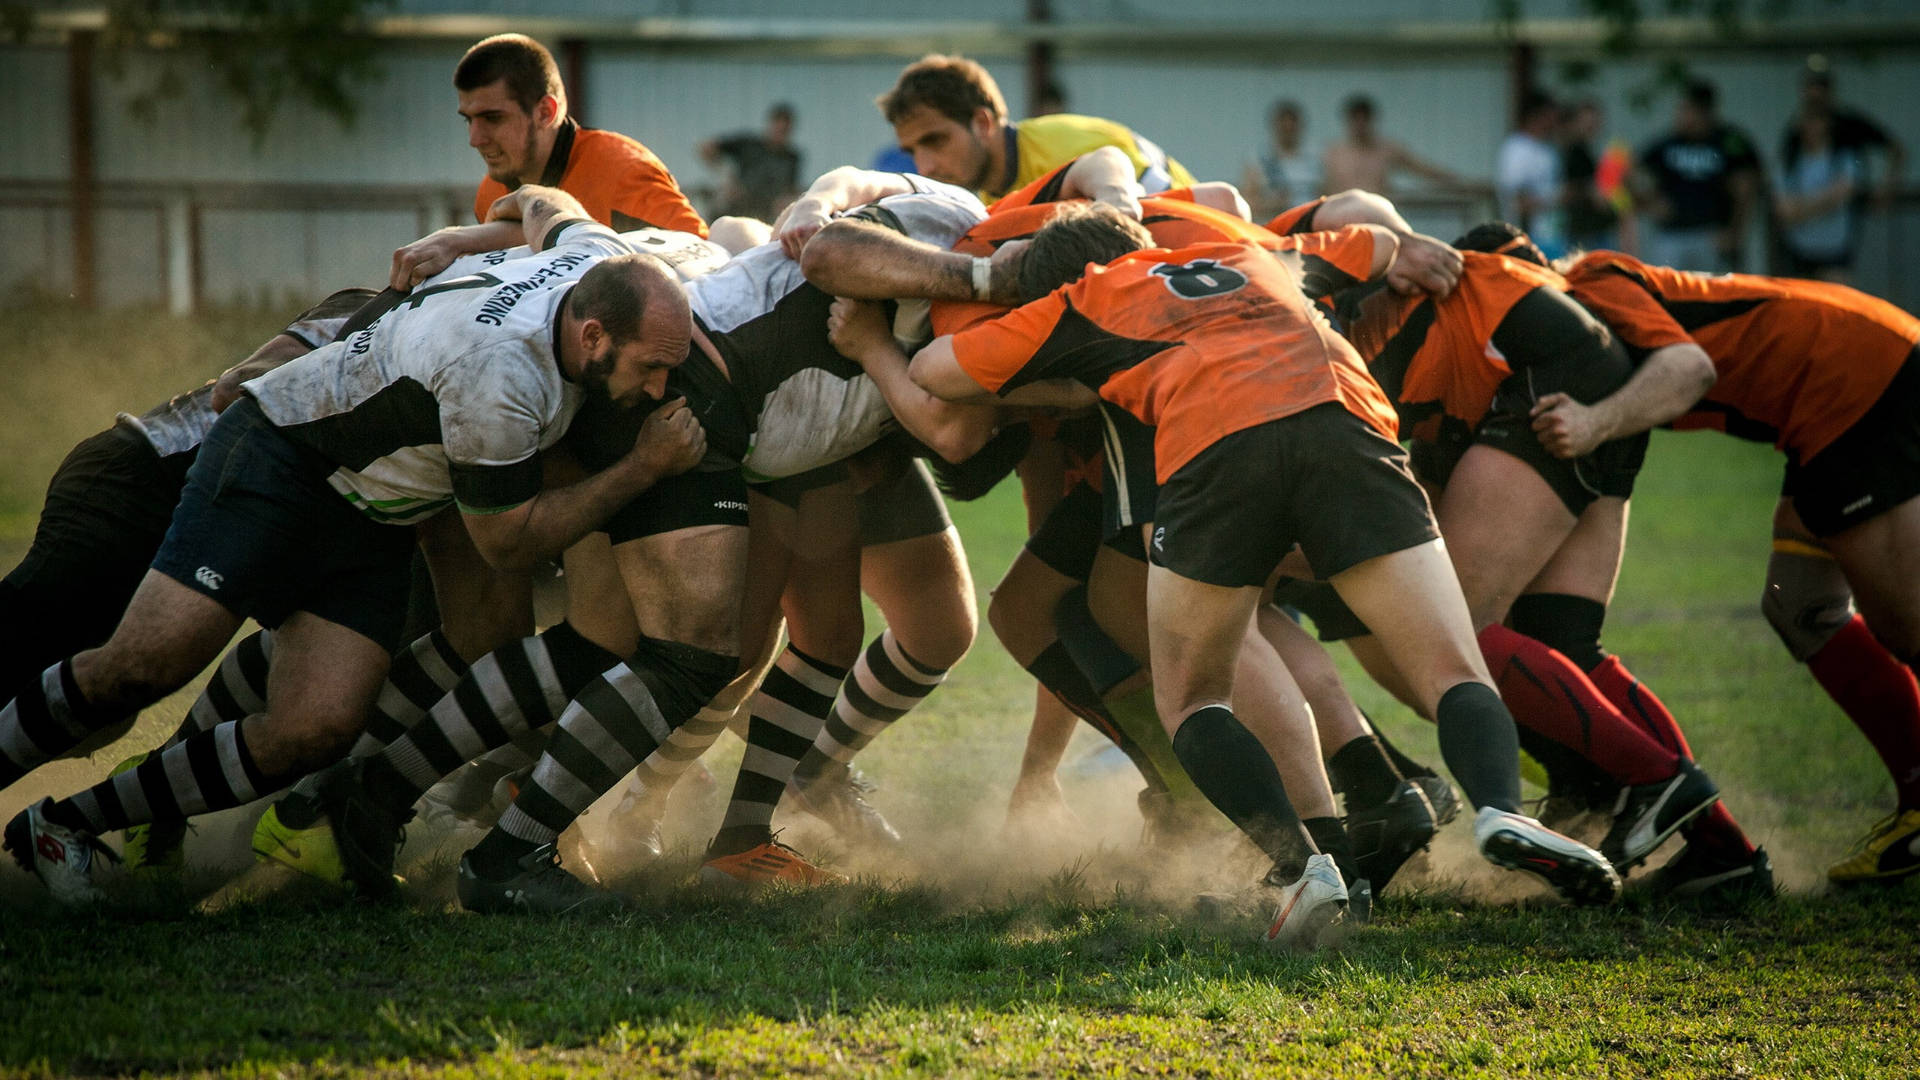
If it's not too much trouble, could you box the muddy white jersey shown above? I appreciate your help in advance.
[683,179,986,480]
[244,219,631,524]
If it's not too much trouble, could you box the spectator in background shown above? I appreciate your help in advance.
[1561,98,1633,253]
[1774,108,1862,282]
[1494,90,1565,255]
[701,102,804,222]
[1032,80,1069,117]
[1786,57,1905,211]
[1243,99,1321,221]
[1321,93,1468,196]
[1633,80,1760,273]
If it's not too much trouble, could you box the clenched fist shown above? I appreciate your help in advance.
[629,396,707,480]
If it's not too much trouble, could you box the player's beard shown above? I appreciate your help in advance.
[490,125,540,185]
[963,135,994,192]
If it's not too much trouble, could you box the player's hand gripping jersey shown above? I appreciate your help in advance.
[243,220,639,524]
[949,239,1397,484]
[1563,251,1920,461]
[684,177,986,480]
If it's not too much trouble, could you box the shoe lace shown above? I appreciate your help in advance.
[1849,811,1903,853]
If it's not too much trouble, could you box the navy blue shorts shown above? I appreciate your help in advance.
[150,397,416,650]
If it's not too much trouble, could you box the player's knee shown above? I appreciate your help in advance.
[895,600,975,671]
[84,644,195,710]
[1761,554,1854,662]
[985,586,1041,656]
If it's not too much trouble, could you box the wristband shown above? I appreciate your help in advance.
[972,256,993,302]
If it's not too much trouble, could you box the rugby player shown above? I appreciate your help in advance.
[456,33,705,237]
[907,205,1624,939]
[877,54,1193,206]
[4,187,705,903]
[1530,245,1920,884]
[286,177,992,908]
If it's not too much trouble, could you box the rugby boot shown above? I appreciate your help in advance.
[1643,843,1776,903]
[1261,853,1349,952]
[1413,774,1462,827]
[1475,806,1621,906]
[1828,808,1920,885]
[589,778,668,871]
[1344,780,1436,894]
[5,798,116,904]
[789,760,901,849]
[1599,760,1720,872]
[313,758,412,900]
[456,842,622,915]
[251,789,347,885]
[698,838,847,888]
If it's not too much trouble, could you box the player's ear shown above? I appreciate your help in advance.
[536,94,562,129]
[969,106,997,141]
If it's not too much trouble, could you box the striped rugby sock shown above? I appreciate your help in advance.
[791,631,946,785]
[711,645,848,856]
[0,659,129,788]
[361,623,619,819]
[494,663,674,849]
[55,719,279,833]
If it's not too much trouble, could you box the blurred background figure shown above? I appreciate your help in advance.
[1243,98,1321,221]
[700,102,804,222]
[1560,97,1635,253]
[1031,79,1069,117]
[1774,108,1863,281]
[1633,80,1760,272]
[1321,93,1470,196]
[1494,89,1565,255]
[1786,56,1905,211]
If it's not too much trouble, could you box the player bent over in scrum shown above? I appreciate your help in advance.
[910,205,1622,938]
[4,189,701,903]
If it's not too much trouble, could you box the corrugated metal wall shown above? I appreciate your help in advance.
[4,10,1919,308]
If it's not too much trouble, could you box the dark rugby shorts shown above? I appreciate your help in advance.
[1149,404,1440,588]
[1787,348,1920,537]
[1026,482,1103,581]
[151,397,416,650]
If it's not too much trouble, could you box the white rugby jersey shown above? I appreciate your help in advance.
[685,177,986,480]
[245,220,633,525]
[118,288,378,459]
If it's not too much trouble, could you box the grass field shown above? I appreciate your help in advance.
[0,303,1915,1079]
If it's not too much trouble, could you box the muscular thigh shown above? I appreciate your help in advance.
[1434,444,1578,628]
[616,524,751,654]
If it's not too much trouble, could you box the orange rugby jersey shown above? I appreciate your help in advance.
[935,165,1369,336]
[1340,251,1581,441]
[474,119,708,237]
[949,241,1399,483]
[1564,252,1920,460]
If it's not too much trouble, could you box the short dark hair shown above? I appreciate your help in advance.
[1270,98,1302,122]
[1519,89,1557,124]
[877,54,1008,127]
[455,34,563,115]
[568,254,671,347]
[1453,221,1546,267]
[769,101,795,123]
[1343,94,1376,119]
[1018,202,1155,302]
[1684,79,1718,112]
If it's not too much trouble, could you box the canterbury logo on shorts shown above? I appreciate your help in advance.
[194,567,224,591]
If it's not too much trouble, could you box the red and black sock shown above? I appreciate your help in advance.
[1477,624,1680,787]
[1809,615,1920,810]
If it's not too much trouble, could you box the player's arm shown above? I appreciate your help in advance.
[483,184,595,252]
[1052,147,1145,219]
[209,333,314,412]
[389,220,526,292]
[800,217,1022,306]
[1529,272,1717,458]
[1294,189,1460,296]
[457,398,708,573]
[775,166,920,257]
[908,336,1095,408]
[826,298,1002,463]
[1273,224,1404,299]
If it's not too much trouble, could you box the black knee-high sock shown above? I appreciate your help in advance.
[1027,642,1168,792]
[1326,735,1405,809]
[474,640,734,875]
[51,720,280,833]
[176,629,275,742]
[0,659,130,788]
[1169,704,1317,878]
[361,623,620,819]
[1434,682,1522,813]
[1364,714,1439,781]
[712,644,848,857]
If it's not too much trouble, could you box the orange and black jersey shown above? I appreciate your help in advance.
[936,162,1368,336]
[1564,252,1920,460]
[1339,251,1606,441]
[474,118,708,237]
[949,241,1399,483]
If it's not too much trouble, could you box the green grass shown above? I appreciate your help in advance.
[0,304,1915,1079]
